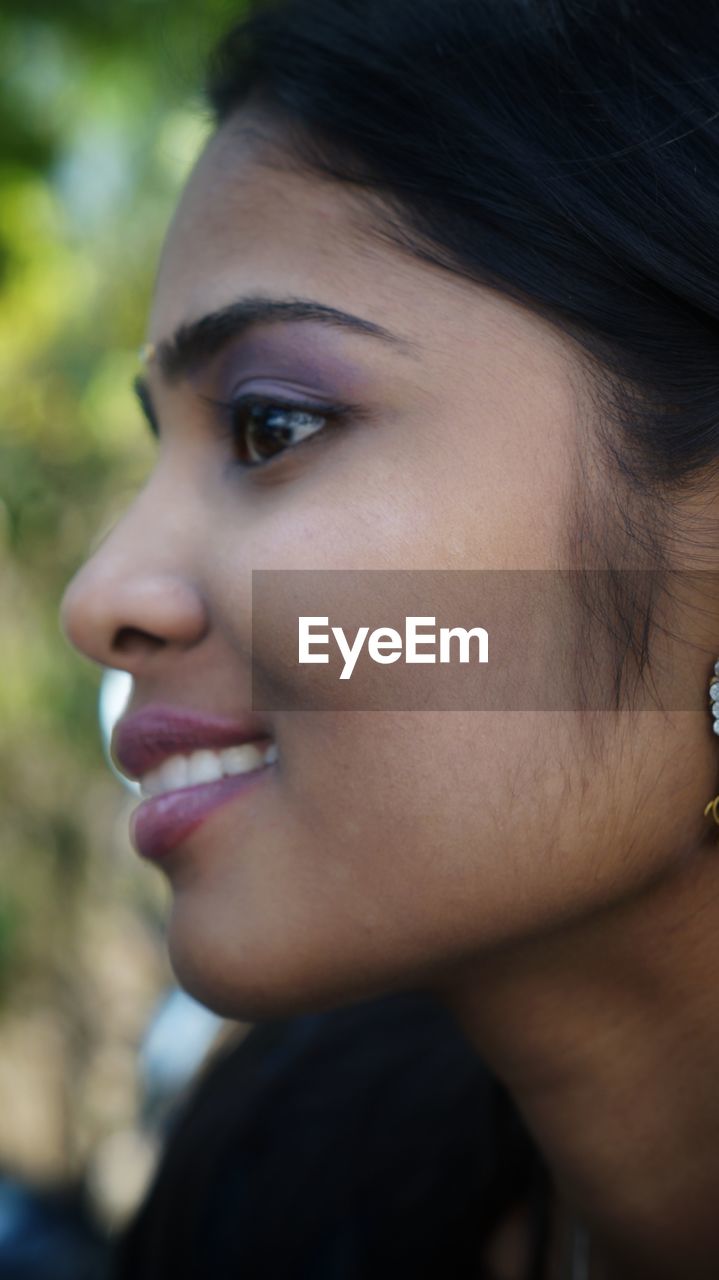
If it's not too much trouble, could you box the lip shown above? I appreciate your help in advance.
[112,702,273,780]
[130,768,271,862]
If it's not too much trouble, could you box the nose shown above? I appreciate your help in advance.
[59,502,209,676]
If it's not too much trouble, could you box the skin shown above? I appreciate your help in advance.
[60,110,719,1278]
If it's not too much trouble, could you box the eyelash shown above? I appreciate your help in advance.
[205,393,350,469]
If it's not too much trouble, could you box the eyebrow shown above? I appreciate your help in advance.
[155,294,413,383]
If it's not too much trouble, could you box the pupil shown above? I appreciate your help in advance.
[251,406,297,459]
[236,402,324,465]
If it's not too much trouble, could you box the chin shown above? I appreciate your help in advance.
[164,895,435,1023]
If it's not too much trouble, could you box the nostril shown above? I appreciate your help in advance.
[113,626,166,657]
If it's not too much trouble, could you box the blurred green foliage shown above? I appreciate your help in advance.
[0,0,246,1175]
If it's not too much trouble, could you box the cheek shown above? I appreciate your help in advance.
[277,709,700,943]
[203,370,573,580]
[272,712,595,940]
[161,710,703,1022]
[163,711,567,1020]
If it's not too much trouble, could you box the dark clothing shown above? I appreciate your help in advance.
[112,990,550,1279]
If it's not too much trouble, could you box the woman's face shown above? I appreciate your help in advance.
[59,112,713,1018]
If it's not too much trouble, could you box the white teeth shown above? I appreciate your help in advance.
[220,744,265,775]
[186,749,224,787]
[159,755,190,792]
[139,768,165,798]
[139,741,276,799]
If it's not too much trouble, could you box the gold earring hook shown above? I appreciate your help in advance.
[704,795,719,826]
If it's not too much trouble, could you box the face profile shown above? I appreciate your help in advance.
[57,3,719,1275]
[58,105,715,1022]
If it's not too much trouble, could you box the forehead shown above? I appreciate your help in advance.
[150,108,573,384]
[151,114,405,340]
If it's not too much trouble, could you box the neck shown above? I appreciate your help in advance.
[437,846,719,1279]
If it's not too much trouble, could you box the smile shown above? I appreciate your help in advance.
[140,741,278,798]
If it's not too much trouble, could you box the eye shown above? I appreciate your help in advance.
[220,396,344,468]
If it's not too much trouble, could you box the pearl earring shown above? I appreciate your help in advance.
[703,660,719,825]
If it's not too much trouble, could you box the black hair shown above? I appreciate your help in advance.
[111,991,552,1279]
[205,0,719,711]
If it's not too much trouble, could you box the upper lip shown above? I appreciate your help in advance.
[112,702,273,780]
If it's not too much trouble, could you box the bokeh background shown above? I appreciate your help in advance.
[1,0,249,1266]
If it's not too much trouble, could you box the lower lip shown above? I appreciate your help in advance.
[130,767,271,861]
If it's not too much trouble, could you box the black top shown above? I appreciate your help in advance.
[112,990,551,1280]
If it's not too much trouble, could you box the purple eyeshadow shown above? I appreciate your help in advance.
[201,325,373,402]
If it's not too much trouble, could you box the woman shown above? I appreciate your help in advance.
[59,1,719,1275]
